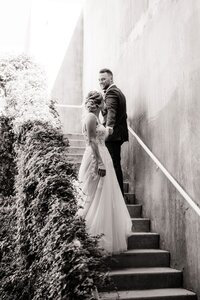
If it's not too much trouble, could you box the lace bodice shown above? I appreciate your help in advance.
[83,123,107,146]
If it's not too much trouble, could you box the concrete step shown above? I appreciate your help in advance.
[64,133,84,140]
[106,267,182,290]
[68,139,86,147]
[127,204,142,218]
[128,233,159,249]
[106,249,170,269]
[66,153,83,163]
[71,162,81,171]
[73,162,81,170]
[124,182,129,193]
[99,288,197,300]
[124,193,135,204]
[67,146,85,154]
[131,218,150,232]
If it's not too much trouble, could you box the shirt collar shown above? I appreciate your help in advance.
[104,83,115,95]
[107,83,115,91]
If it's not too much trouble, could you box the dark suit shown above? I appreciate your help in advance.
[102,84,128,195]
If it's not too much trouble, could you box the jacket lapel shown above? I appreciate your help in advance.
[104,84,116,97]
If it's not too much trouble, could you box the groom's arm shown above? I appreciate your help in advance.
[106,90,118,130]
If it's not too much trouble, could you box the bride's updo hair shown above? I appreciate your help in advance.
[85,91,103,112]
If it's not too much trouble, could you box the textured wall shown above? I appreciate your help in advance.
[83,0,200,296]
[51,13,83,106]
[83,0,149,94]
[52,13,83,133]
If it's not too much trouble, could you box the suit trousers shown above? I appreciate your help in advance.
[105,141,124,196]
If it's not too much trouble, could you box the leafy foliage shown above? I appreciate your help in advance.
[0,54,110,300]
[0,195,16,286]
[13,121,109,299]
[0,54,60,132]
[0,115,16,196]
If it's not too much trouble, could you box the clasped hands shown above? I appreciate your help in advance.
[106,126,113,135]
[98,161,106,177]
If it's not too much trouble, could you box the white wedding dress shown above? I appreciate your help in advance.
[78,116,132,254]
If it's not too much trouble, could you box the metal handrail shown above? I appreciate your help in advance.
[54,102,200,217]
[128,126,200,217]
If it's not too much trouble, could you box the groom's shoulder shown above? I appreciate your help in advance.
[106,85,119,95]
[107,85,125,99]
[110,85,124,93]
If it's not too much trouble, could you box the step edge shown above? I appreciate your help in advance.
[128,232,159,236]
[99,288,197,298]
[112,249,169,255]
[131,218,150,221]
[127,204,142,207]
[109,267,183,275]
[68,147,86,149]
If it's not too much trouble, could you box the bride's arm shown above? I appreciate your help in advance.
[86,113,106,177]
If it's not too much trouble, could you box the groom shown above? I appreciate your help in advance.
[99,68,128,196]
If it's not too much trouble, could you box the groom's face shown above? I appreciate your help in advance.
[99,72,112,91]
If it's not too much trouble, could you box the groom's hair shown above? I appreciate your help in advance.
[99,68,113,78]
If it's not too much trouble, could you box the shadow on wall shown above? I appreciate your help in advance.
[122,96,149,194]
[51,12,83,106]
[51,12,83,134]
[128,94,153,148]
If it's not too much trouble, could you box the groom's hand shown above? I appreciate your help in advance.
[98,161,106,177]
[98,168,106,177]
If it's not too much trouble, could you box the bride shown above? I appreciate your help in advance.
[78,91,132,254]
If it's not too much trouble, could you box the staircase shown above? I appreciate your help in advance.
[64,133,197,300]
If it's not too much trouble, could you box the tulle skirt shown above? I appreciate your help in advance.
[78,144,132,254]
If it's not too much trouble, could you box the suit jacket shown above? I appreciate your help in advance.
[102,84,128,144]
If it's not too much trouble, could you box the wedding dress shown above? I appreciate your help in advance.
[78,116,132,254]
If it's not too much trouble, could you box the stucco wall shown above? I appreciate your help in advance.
[83,0,200,296]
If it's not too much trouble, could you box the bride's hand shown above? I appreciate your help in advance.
[98,161,106,177]
[106,126,113,135]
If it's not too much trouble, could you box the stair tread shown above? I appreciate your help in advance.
[129,232,158,235]
[100,288,196,299]
[68,136,85,142]
[131,218,149,220]
[125,192,134,194]
[67,134,84,136]
[110,267,182,275]
[66,153,83,156]
[68,138,84,142]
[68,139,85,143]
[68,147,85,149]
[113,249,169,255]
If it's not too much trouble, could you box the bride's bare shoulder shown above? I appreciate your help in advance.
[85,112,96,122]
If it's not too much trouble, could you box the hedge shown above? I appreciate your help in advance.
[0,120,110,300]
[0,54,111,299]
[0,115,16,196]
